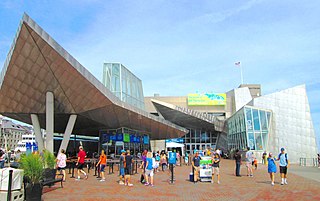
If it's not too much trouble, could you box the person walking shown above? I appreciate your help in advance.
[56,149,67,181]
[124,150,133,186]
[317,154,320,168]
[234,149,242,177]
[119,150,126,185]
[262,151,267,165]
[144,152,154,186]
[76,146,88,181]
[160,152,167,171]
[267,152,277,186]
[211,153,221,184]
[245,147,254,177]
[277,148,289,185]
[96,149,107,182]
[0,149,5,169]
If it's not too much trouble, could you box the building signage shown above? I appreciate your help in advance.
[123,133,130,142]
[143,136,149,144]
[165,138,184,143]
[188,93,226,106]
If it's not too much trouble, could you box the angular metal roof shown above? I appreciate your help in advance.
[151,99,224,132]
[0,14,187,139]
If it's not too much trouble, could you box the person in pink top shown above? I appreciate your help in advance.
[56,149,67,181]
[76,146,88,180]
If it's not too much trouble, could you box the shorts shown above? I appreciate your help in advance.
[246,162,252,167]
[145,169,154,177]
[212,167,220,175]
[100,164,106,172]
[125,167,132,175]
[193,166,200,174]
[77,163,84,170]
[57,167,66,171]
[120,168,125,176]
[280,166,287,174]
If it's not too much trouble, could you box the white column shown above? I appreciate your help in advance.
[59,114,77,154]
[30,114,44,152]
[46,91,54,153]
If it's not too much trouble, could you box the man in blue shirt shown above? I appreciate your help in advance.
[192,150,201,183]
[277,148,289,185]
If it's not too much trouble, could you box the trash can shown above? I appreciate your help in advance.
[189,172,194,182]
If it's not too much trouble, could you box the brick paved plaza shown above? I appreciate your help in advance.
[42,159,320,201]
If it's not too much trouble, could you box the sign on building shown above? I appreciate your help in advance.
[188,93,226,106]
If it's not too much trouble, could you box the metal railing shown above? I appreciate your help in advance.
[299,158,319,167]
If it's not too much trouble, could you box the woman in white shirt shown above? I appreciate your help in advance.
[56,149,67,181]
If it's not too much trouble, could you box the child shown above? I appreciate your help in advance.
[267,153,277,186]
[253,158,258,170]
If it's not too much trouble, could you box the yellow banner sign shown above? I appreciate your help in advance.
[188,93,226,106]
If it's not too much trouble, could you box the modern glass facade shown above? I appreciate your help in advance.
[227,106,271,151]
[183,128,218,154]
[103,63,145,110]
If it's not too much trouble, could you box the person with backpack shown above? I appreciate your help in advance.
[277,148,289,185]
[154,151,160,172]
[144,152,154,186]
[119,150,126,185]
[124,150,133,186]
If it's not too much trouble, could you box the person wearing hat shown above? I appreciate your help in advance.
[192,150,201,183]
[277,148,289,185]
[76,146,88,180]
[119,150,126,185]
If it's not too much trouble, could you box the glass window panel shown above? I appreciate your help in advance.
[252,109,261,131]
[262,132,268,151]
[266,112,271,128]
[255,132,263,150]
[247,132,255,150]
[260,110,268,131]
[245,107,253,131]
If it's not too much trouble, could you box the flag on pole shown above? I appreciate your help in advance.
[235,61,241,66]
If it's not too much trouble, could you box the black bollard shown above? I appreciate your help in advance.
[70,161,75,178]
[7,170,13,201]
[169,164,174,184]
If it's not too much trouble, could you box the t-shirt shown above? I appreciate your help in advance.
[125,155,133,168]
[193,156,201,167]
[78,150,86,164]
[212,157,220,168]
[100,154,107,165]
[234,153,241,163]
[57,153,67,168]
[246,151,253,162]
[146,157,153,170]
[278,153,288,167]
[120,155,125,169]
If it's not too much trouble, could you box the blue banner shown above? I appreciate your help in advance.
[143,136,149,144]
[26,142,32,155]
[165,138,184,143]
[32,142,38,151]
[168,152,177,164]
[116,133,123,141]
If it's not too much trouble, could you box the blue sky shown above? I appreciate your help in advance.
[0,0,319,149]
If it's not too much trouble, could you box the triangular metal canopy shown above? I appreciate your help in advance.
[0,14,187,139]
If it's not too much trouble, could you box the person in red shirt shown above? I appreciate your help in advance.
[76,146,88,180]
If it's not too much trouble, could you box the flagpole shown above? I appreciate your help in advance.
[240,63,244,85]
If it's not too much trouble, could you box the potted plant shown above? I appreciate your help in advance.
[20,153,44,201]
[42,150,57,187]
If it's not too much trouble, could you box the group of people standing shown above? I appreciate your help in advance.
[234,147,290,186]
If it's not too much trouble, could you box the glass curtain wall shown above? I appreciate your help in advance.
[183,128,218,154]
[103,63,145,110]
[227,106,271,151]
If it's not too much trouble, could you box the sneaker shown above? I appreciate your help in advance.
[271,182,274,186]
[217,181,220,184]
[211,181,214,184]
[281,182,284,185]
[100,179,105,182]
[119,181,125,185]
[144,182,149,186]
[75,178,80,181]
[284,181,288,185]
[150,184,154,187]
[128,183,133,187]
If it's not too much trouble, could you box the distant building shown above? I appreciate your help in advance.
[0,119,30,150]
[103,62,145,110]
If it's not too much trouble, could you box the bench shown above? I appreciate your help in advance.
[41,168,64,188]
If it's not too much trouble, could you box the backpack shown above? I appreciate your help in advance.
[278,153,288,163]
[156,155,160,161]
